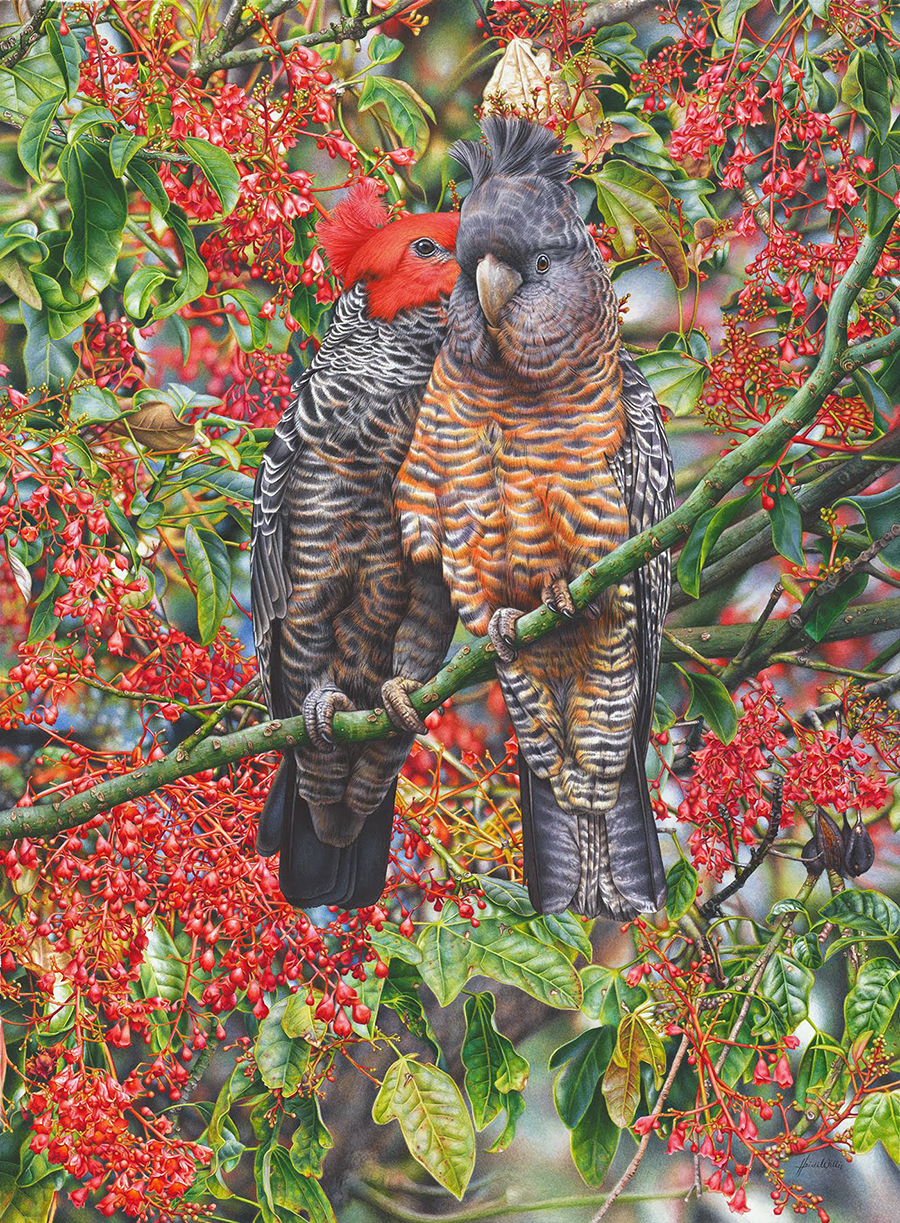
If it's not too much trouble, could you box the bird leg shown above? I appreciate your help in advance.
[381,676,428,735]
[302,684,355,751]
[488,606,525,663]
[542,576,577,619]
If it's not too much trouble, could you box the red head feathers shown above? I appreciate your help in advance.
[318,180,459,322]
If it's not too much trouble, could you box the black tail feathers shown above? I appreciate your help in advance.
[258,757,395,910]
[518,749,666,920]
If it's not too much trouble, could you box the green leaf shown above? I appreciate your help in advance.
[676,491,752,597]
[793,931,823,971]
[59,140,127,294]
[66,105,118,144]
[288,1096,333,1178]
[368,33,404,64]
[636,347,706,417]
[372,1055,476,1199]
[665,858,698,921]
[417,921,474,1006]
[181,137,241,216]
[801,572,868,643]
[854,1091,900,1163]
[380,960,443,1060]
[153,205,208,319]
[370,925,423,965]
[28,572,61,643]
[140,919,186,1003]
[223,287,268,350]
[0,1178,55,1223]
[461,992,529,1130]
[570,1081,621,1187]
[0,220,46,264]
[69,383,120,426]
[768,486,805,567]
[553,1027,615,1129]
[31,269,99,340]
[602,1012,663,1127]
[845,958,900,1041]
[43,18,82,99]
[842,51,891,131]
[867,130,900,237]
[674,665,738,744]
[17,92,64,181]
[581,965,647,1024]
[261,1146,336,1223]
[281,993,328,1045]
[590,22,643,72]
[124,266,167,320]
[109,132,149,177]
[358,75,435,158]
[717,0,761,39]
[758,953,814,1031]
[821,889,900,937]
[465,918,582,1008]
[126,158,171,217]
[839,481,900,568]
[593,161,688,289]
[527,910,593,961]
[184,525,232,644]
[22,302,78,388]
[255,997,310,1096]
[477,876,536,917]
[795,1032,845,1109]
[0,38,66,113]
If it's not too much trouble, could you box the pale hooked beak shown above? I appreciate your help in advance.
[476,253,522,329]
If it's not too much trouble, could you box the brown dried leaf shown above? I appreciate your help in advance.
[482,37,565,119]
[107,401,197,452]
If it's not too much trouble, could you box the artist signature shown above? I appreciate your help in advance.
[795,1154,844,1173]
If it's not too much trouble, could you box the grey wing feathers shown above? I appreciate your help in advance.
[617,348,675,746]
[250,388,304,712]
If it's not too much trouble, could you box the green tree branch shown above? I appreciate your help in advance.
[1,221,896,845]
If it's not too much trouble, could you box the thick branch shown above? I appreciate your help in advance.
[670,418,900,611]
[195,0,420,77]
[1,223,896,845]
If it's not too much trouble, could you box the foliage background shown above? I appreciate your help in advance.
[0,0,899,1220]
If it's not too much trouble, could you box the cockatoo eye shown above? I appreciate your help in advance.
[535,253,551,273]
[413,238,438,257]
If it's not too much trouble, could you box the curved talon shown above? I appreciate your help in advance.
[543,576,576,619]
[302,685,354,751]
[488,606,525,663]
[382,676,428,735]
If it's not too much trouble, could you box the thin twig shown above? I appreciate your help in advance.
[590,1035,691,1223]
[698,778,784,918]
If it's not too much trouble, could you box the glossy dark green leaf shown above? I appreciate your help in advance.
[795,1031,844,1109]
[768,486,805,567]
[570,1081,621,1187]
[124,266,167,320]
[109,132,149,176]
[59,140,127,294]
[66,105,118,144]
[845,958,900,1041]
[866,131,900,237]
[839,480,900,567]
[223,287,268,350]
[677,491,752,597]
[153,206,208,319]
[553,1026,615,1129]
[461,992,529,1130]
[31,269,99,340]
[184,525,232,644]
[842,51,891,131]
[759,953,814,1031]
[675,664,738,744]
[17,92,64,181]
[368,33,404,64]
[43,18,82,99]
[259,1145,336,1223]
[665,858,698,920]
[580,965,648,1024]
[590,21,643,72]
[27,572,61,643]
[801,572,868,643]
[126,158,171,217]
[821,888,900,937]
[181,137,241,216]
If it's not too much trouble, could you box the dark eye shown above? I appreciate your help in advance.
[535,253,551,273]
[413,238,438,257]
